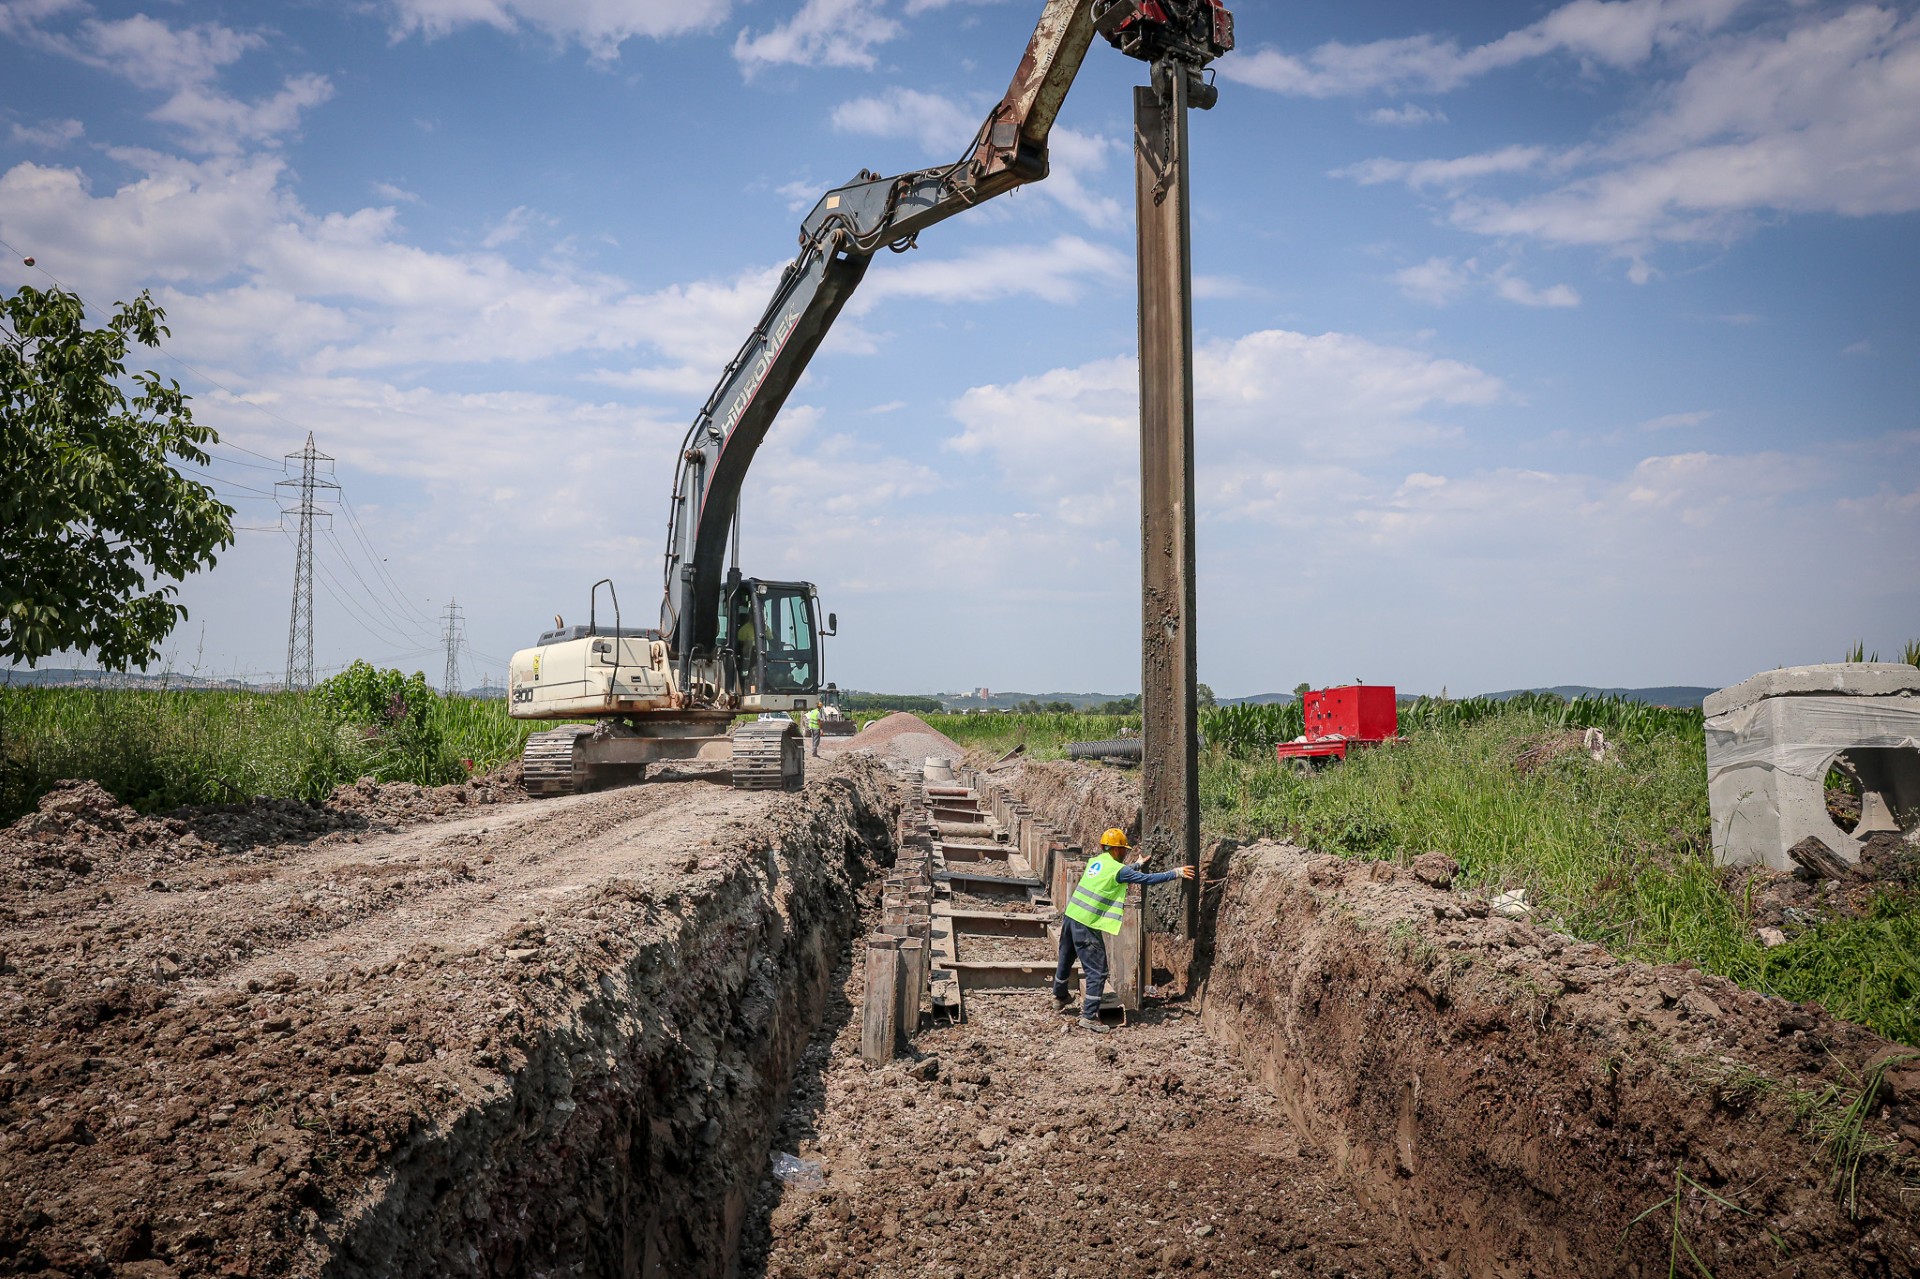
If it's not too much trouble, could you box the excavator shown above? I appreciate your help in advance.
[506,0,1233,796]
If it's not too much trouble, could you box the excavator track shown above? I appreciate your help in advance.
[522,725,592,797]
[732,720,803,792]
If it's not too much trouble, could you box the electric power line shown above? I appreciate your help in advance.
[300,539,437,656]
[319,528,439,646]
[337,493,439,628]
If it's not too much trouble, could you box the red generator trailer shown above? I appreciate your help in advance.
[1275,684,1399,767]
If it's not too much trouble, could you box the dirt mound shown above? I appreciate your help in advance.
[321,765,525,826]
[820,712,961,770]
[1205,843,1920,1275]
[0,779,198,889]
[0,767,529,898]
[0,756,902,1278]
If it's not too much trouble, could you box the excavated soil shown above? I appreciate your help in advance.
[0,756,901,1277]
[817,715,962,772]
[747,986,1412,1279]
[1203,844,1920,1276]
[9,739,1917,1279]
[979,760,1920,1276]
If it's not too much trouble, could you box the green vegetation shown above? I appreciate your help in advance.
[926,694,1918,1046]
[924,711,1139,757]
[0,673,541,821]
[840,691,944,713]
[4,682,1915,1043]
[1626,1162,1751,1279]
[2,286,235,669]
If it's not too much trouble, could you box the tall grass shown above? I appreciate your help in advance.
[0,685,541,821]
[923,712,1139,758]
[1199,705,1917,1046]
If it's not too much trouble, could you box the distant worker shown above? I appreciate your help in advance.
[1053,828,1194,1033]
[805,704,822,757]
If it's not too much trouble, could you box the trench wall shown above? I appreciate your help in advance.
[325,763,901,1278]
[993,759,1920,1279]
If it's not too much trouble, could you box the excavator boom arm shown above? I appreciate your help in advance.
[660,0,1098,660]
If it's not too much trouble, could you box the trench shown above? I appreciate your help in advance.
[317,755,1917,1279]
[319,760,905,1278]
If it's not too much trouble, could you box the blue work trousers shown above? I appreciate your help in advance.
[1053,918,1110,1020]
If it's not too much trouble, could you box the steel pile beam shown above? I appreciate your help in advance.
[1134,64,1201,940]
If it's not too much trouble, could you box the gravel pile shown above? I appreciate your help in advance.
[818,712,962,771]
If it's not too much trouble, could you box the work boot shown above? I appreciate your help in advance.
[1075,1017,1110,1034]
[1054,997,1077,1016]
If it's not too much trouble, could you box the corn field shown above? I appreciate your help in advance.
[1199,692,1700,761]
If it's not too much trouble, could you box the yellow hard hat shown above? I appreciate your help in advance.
[1100,827,1130,849]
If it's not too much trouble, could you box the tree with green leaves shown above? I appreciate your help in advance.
[1195,681,1216,709]
[1,286,233,670]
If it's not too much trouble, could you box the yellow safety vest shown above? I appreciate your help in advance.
[805,708,820,730]
[1063,855,1127,935]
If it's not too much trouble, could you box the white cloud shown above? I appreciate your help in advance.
[947,328,1506,530]
[480,204,546,247]
[387,0,731,56]
[1364,103,1446,126]
[1490,268,1580,307]
[148,72,334,155]
[7,117,82,148]
[1221,0,1750,97]
[830,88,1124,227]
[0,8,331,152]
[1339,145,1547,191]
[1393,256,1474,305]
[734,0,901,73]
[1347,7,1920,261]
[775,178,822,212]
[1038,126,1124,229]
[1842,339,1875,357]
[1639,408,1715,430]
[856,235,1126,308]
[0,147,790,379]
[926,327,1919,693]
[1392,256,1581,308]
[372,181,422,204]
[832,87,979,154]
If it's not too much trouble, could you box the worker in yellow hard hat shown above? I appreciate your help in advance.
[1053,827,1194,1033]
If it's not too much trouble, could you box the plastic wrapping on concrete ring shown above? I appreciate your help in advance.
[771,1152,824,1189]
[1706,696,1920,781]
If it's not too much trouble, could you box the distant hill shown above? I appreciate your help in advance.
[1478,685,1715,708]
[940,691,1136,711]
[1,666,269,691]
[1218,692,1297,706]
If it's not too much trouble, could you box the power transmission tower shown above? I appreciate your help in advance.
[276,433,337,691]
[441,600,464,695]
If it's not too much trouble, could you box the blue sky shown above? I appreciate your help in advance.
[1,0,1915,696]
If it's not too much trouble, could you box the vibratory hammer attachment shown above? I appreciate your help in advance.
[1093,0,1233,107]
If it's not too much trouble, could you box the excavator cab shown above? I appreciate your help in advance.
[724,579,834,710]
